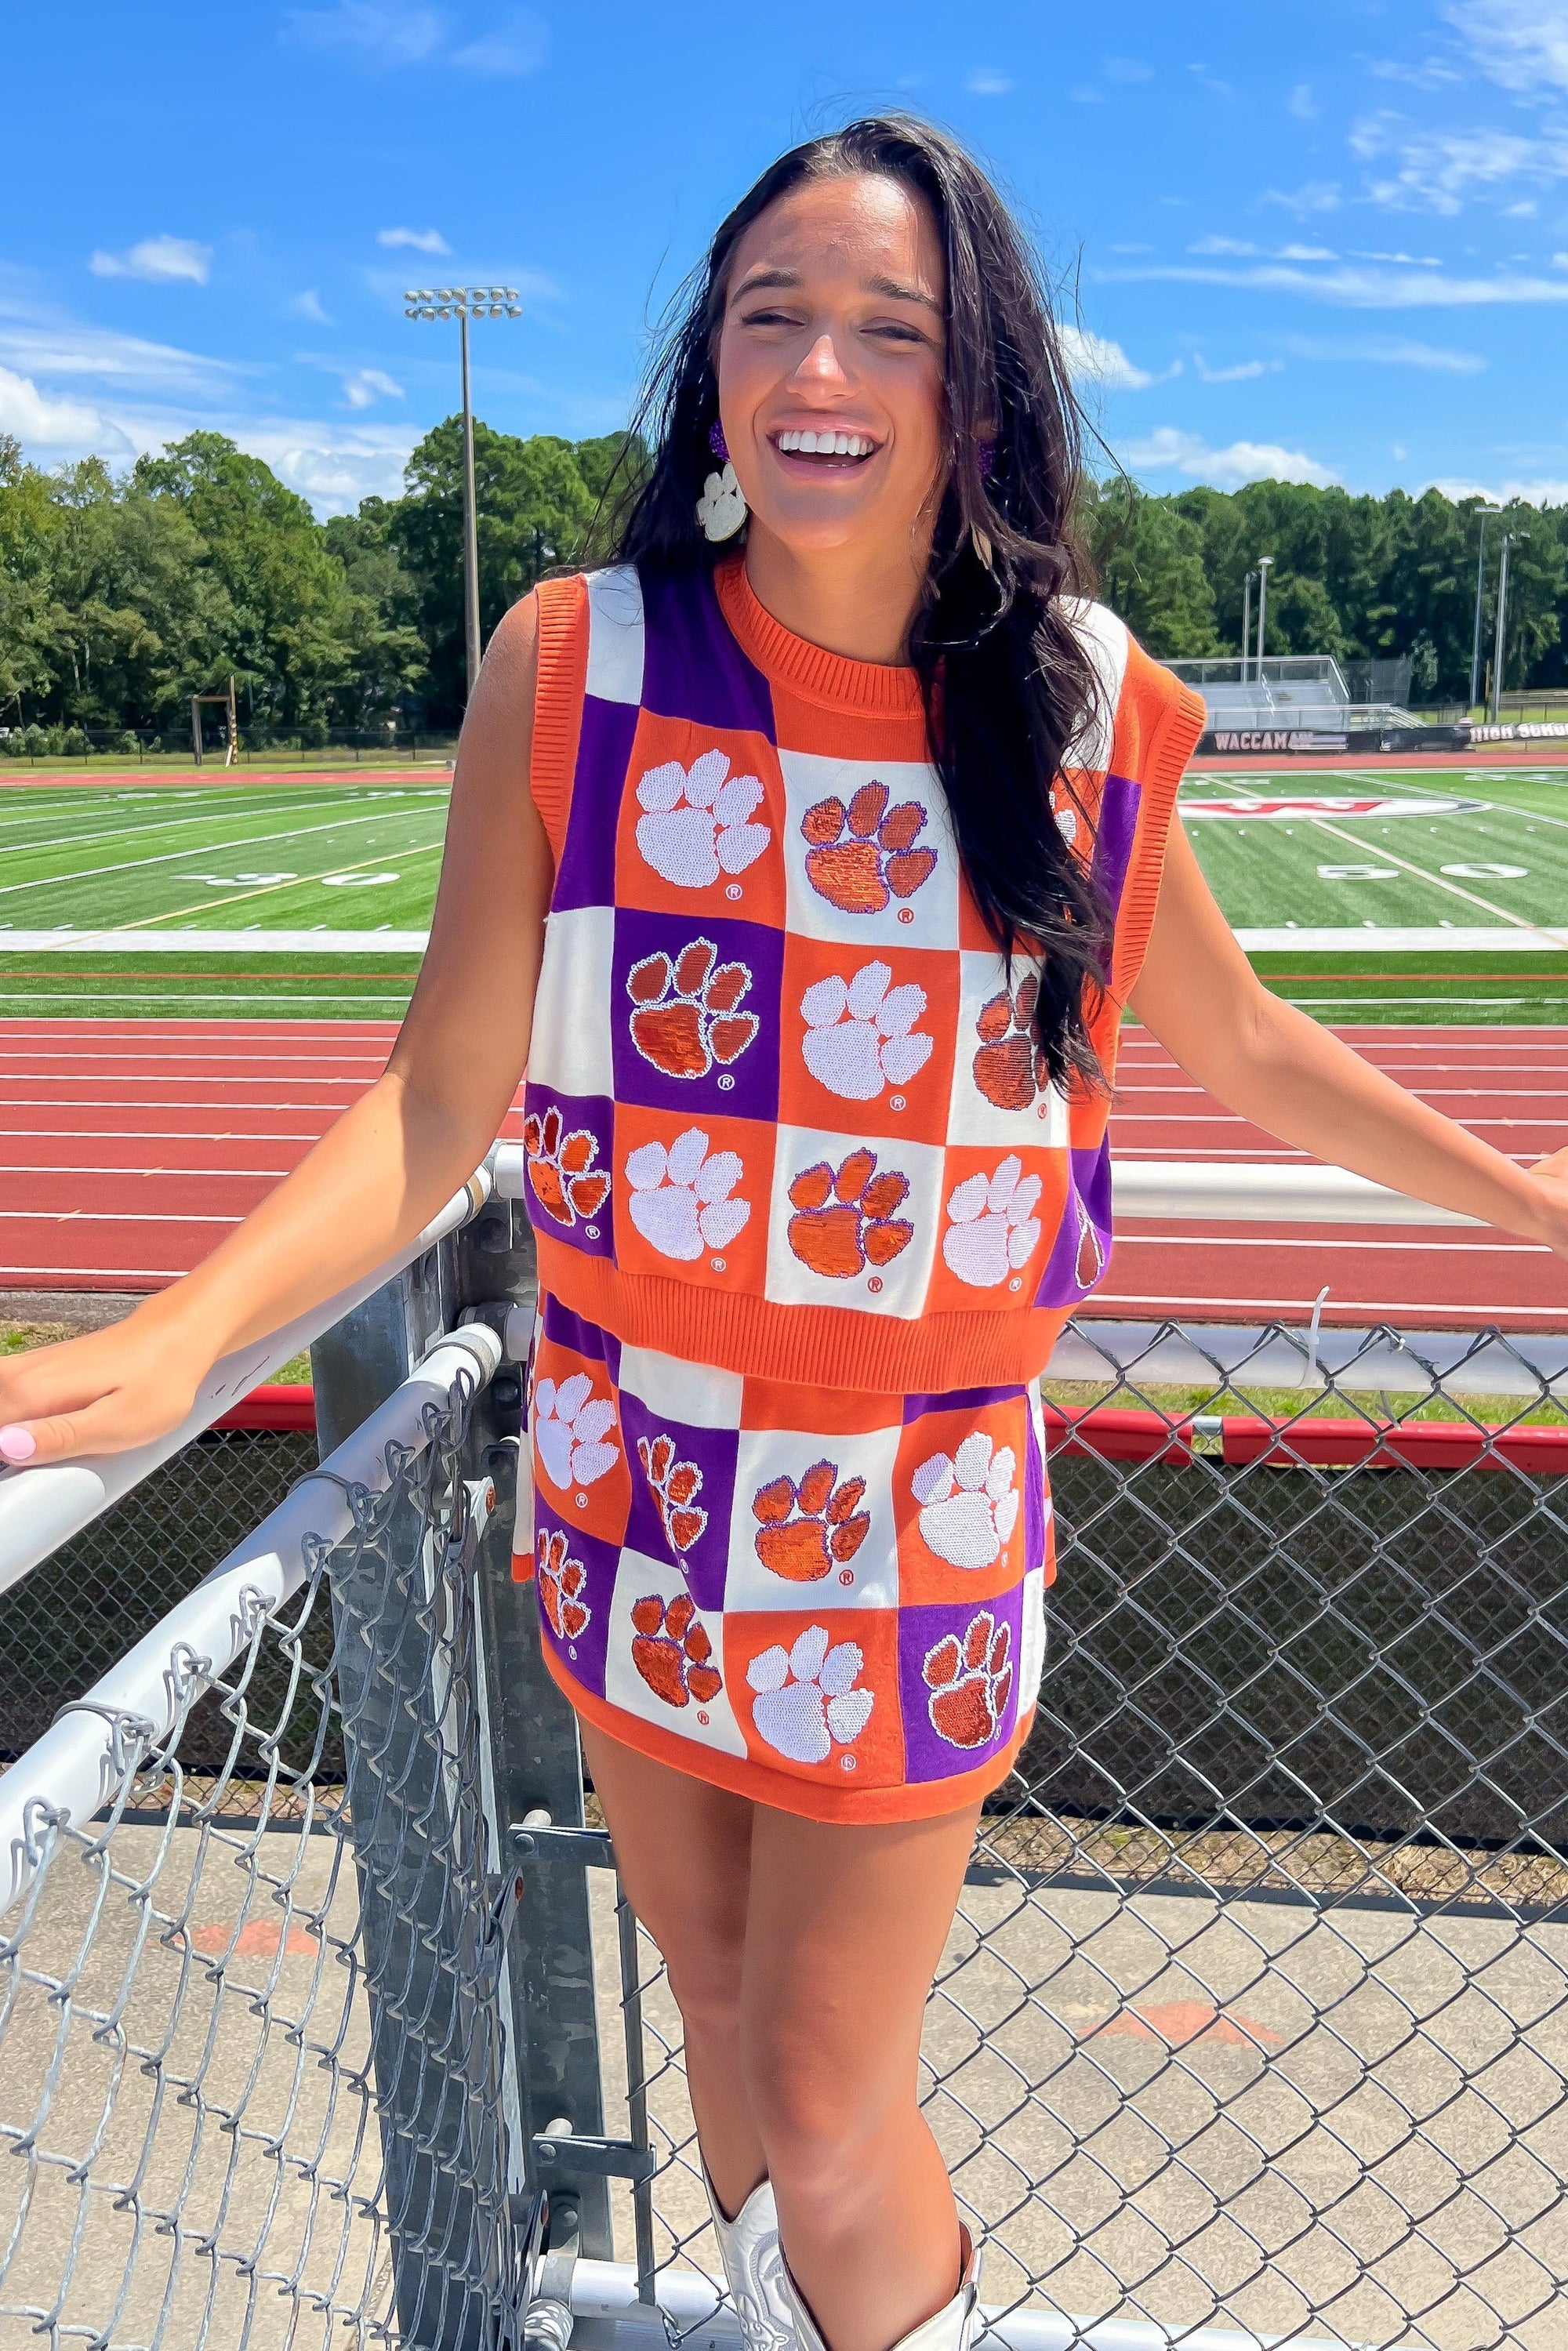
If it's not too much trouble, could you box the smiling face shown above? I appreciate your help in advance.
[714,171,949,571]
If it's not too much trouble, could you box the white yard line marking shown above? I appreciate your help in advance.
[0,795,372,859]
[1302,814,1562,934]
[0,810,436,900]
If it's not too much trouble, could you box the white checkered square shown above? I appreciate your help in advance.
[528,905,615,1099]
[618,1344,744,1428]
[779,750,960,951]
[602,1547,746,1754]
[584,564,644,705]
[761,1123,944,1315]
[948,949,1069,1150]
[724,1425,903,1615]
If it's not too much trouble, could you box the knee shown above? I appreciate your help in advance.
[741,2015,901,2211]
[661,1923,745,2050]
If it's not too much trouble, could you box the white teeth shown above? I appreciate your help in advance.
[775,428,874,457]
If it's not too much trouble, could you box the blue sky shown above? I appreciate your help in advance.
[5,0,1568,513]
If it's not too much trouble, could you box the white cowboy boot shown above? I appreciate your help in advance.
[782,2227,983,2351]
[704,2171,796,2351]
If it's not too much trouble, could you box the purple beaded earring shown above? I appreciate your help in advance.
[697,419,746,542]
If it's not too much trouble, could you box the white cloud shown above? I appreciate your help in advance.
[1191,236,1262,257]
[283,2,446,63]
[1279,242,1338,261]
[377,226,451,253]
[967,67,1014,95]
[1104,56,1153,82]
[1098,256,1568,307]
[1283,332,1487,373]
[1194,356,1283,383]
[0,366,125,449]
[1265,180,1343,216]
[0,307,242,398]
[1442,0,1568,93]
[343,367,405,408]
[1349,113,1568,213]
[292,289,332,324]
[1120,426,1338,488]
[1430,471,1568,503]
[1348,248,1443,265]
[1288,82,1318,120]
[452,9,549,74]
[1057,325,1166,389]
[89,235,212,285]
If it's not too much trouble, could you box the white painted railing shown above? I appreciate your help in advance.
[0,1169,491,1600]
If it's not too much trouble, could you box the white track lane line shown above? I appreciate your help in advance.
[0,808,436,900]
[7,1164,292,1178]
[0,1134,327,1149]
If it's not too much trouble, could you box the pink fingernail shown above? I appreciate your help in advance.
[0,1427,38,1464]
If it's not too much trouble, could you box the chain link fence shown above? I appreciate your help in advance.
[5,1267,1568,2349]
[0,1308,539,2351]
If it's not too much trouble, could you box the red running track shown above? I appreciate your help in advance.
[1110,1025,1568,1327]
[3,1018,1567,1328]
[0,1018,521,1293]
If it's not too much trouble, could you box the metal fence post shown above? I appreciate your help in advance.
[452,1199,616,2261]
[311,1243,514,2347]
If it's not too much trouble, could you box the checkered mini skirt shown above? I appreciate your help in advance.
[515,1291,1051,1823]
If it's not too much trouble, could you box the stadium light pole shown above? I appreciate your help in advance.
[1242,571,1256,681]
[1469,505,1503,715]
[1490,530,1526,726]
[1255,555,1275,686]
[403,285,523,703]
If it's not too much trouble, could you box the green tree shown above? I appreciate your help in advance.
[1083,481,1218,657]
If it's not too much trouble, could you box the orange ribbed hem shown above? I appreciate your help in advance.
[546,1641,1033,1824]
[530,574,588,862]
[713,555,925,718]
[537,1233,1070,1391]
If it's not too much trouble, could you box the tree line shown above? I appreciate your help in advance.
[2,419,1564,744]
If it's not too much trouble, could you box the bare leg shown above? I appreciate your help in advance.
[580,1722,766,2217]
[740,1802,981,2351]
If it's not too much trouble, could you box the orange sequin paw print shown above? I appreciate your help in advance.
[923,1610,1014,1749]
[801,782,937,913]
[787,1148,914,1280]
[536,1528,591,1642]
[973,974,1050,1112]
[752,1460,870,1582]
[524,1105,611,1228]
[630,1592,723,1707]
[637,1433,708,1553]
[627,938,760,1079]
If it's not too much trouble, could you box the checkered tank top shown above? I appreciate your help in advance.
[522,555,1205,1392]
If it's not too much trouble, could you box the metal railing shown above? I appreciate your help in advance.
[4,1160,1568,2348]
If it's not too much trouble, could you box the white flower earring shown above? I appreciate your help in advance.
[697,422,747,542]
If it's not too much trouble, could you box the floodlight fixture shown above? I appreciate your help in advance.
[404,281,525,698]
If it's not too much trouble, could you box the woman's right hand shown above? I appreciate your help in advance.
[0,1314,209,1468]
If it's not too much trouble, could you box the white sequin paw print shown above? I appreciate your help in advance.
[942,1156,1044,1289]
[533,1373,619,1493]
[635,749,770,889]
[1051,782,1081,851]
[800,960,934,1103]
[625,1127,750,1261]
[912,1433,1019,1569]
[747,1626,873,1765]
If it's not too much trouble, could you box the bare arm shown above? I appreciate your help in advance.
[1128,820,1568,1244]
[0,593,553,1464]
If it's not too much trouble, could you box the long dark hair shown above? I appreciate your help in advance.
[610,114,1111,1094]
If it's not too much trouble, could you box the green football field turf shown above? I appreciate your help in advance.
[3,764,1568,1021]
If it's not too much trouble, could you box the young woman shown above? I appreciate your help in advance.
[4,114,1566,2351]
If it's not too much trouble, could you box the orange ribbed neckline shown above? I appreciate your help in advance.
[713,554,926,720]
